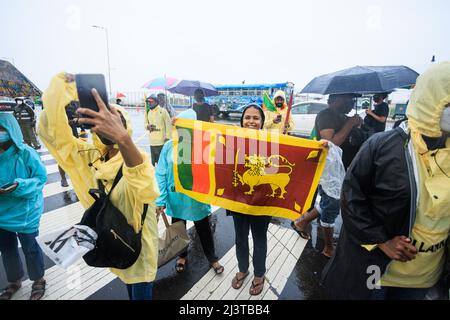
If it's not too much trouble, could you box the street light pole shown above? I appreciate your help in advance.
[92,25,112,96]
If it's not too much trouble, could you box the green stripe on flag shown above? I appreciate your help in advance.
[263,91,277,112]
[176,127,193,190]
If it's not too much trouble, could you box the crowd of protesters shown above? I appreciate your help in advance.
[0,62,448,301]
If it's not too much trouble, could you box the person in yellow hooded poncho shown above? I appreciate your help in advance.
[321,61,450,300]
[262,90,295,134]
[38,73,160,300]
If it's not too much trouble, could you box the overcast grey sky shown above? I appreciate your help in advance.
[1,0,449,93]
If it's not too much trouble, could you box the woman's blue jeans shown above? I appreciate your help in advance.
[126,282,154,300]
[0,228,45,282]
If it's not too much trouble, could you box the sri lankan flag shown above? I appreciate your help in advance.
[172,119,327,220]
[262,91,277,112]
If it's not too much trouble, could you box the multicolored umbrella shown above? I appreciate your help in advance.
[0,59,41,97]
[142,76,178,90]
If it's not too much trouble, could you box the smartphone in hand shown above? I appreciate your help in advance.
[274,114,282,123]
[0,182,17,193]
[75,74,109,129]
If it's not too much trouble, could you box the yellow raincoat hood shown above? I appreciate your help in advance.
[273,90,287,109]
[39,73,160,284]
[406,61,450,152]
[380,62,450,289]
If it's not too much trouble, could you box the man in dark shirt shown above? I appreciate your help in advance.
[315,94,363,169]
[192,89,214,122]
[364,93,390,133]
[292,93,363,258]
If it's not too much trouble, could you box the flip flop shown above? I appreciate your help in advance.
[249,278,265,296]
[0,282,22,300]
[175,258,187,273]
[211,262,224,275]
[30,279,46,300]
[231,272,249,289]
[291,221,311,240]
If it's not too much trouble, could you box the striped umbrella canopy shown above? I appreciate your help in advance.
[142,76,178,90]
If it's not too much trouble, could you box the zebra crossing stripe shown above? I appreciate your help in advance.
[43,180,73,198]
[7,155,307,300]
[181,223,307,300]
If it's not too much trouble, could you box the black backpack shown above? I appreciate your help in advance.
[78,166,148,269]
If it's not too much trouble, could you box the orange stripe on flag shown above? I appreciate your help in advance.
[192,129,210,194]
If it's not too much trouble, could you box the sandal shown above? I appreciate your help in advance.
[30,279,46,300]
[249,277,265,296]
[175,258,187,273]
[0,281,22,300]
[231,271,249,289]
[291,221,311,240]
[211,262,224,275]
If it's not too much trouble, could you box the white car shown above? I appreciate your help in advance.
[289,101,366,138]
[290,101,328,137]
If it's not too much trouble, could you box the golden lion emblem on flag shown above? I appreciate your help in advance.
[233,152,295,199]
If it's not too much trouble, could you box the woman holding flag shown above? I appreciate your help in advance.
[228,103,272,296]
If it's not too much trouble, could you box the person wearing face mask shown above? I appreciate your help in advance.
[263,90,295,134]
[38,73,160,300]
[13,98,41,149]
[0,113,47,300]
[144,94,172,166]
[364,93,390,133]
[226,104,272,296]
[321,61,450,300]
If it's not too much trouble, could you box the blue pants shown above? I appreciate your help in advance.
[369,286,430,300]
[0,229,45,282]
[232,214,271,278]
[126,282,154,300]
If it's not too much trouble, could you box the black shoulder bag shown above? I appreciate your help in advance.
[78,166,148,269]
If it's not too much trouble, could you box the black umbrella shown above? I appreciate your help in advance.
[167,79,218,97]
[300,65,419,95]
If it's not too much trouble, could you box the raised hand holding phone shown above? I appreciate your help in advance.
[75,74,109,129]
[77,89,128,145]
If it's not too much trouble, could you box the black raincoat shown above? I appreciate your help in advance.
[321,127,414,299]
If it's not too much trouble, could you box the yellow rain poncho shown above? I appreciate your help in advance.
[38,73,160,284]
[263,90,295,134]
[381,62,450,288]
